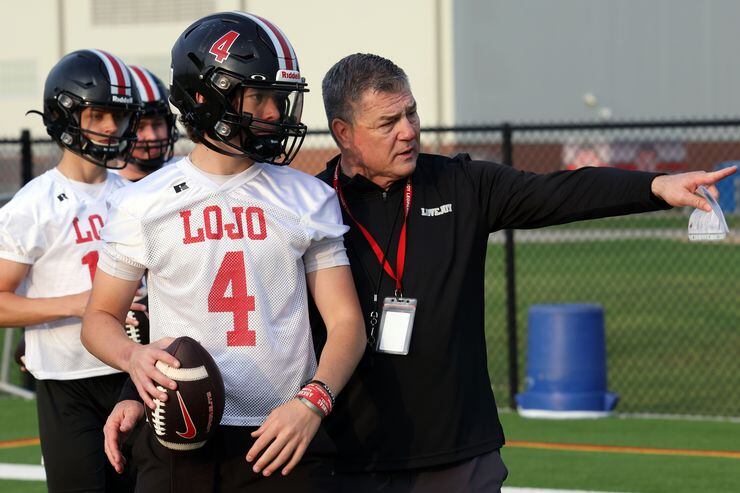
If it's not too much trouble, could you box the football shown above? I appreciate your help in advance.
[124,295,150,345]
[145,336,225,451]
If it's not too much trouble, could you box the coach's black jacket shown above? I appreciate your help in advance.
[310,153,670,472]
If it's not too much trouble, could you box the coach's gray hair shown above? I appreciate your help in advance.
[322,53,409,142]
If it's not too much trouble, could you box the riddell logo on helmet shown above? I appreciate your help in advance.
[276,70,301,82]
[112,95,133,104]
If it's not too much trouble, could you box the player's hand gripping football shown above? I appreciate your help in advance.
[246,399,322,476]
[126,337,179,409]
[651,165,736,211]
[103,400,144,474]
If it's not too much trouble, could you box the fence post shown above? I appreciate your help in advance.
[20,129,32,186]
[502,123,519,410]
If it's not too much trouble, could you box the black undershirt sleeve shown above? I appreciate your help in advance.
[117,376,142,403]
[461,157,671,231]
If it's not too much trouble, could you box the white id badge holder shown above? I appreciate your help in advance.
[688,185,730,241]
[376,297,417,355]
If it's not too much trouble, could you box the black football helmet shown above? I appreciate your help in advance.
[170,11,308,165]
[32,49,141,169]
[127,65,178,170]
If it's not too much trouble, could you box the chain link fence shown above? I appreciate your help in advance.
[1,121,738,417]
[474,122,740,418]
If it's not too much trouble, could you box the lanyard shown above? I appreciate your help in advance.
[333,163,412,296]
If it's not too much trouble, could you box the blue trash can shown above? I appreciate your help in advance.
[516,304,619,418]
[714,161,738,213]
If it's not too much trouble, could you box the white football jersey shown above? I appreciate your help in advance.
[101,157,349,426]
[0,168,127,380]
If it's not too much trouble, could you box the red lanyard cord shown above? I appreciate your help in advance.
[333,163,412,295]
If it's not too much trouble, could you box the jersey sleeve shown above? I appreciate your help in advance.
[300,184,350,242]
[0,195,46,264]
[101,192,148,270]
[303,237,349,273]
[98,247,146,281]
[460,155,671,231]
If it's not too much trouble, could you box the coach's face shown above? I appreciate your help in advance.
[334,87,420,188]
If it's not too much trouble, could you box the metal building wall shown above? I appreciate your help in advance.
[453,0,740,124]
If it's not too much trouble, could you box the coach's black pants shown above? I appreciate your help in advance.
[334,449,508,493]
[36,373,134,493]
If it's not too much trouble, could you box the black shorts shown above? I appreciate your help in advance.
[36,372,134,493]
[131,422,336,493]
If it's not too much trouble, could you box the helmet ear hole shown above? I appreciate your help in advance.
[49,108,63,122]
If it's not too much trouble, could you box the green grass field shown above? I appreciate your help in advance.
[0,397,42,493]
[499,412,740,493]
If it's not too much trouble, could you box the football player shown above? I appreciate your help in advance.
[0,49,142,492]
[82,12,365,492]
[116,65,179,183]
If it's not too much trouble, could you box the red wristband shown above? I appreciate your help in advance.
[296,383,332,417]
[308,379,336,406]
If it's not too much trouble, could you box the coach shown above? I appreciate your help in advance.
[312,53,735,492]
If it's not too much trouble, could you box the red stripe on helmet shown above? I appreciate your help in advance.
[100,51,127,95]
[254,15,295,71]
[130,66,155,102]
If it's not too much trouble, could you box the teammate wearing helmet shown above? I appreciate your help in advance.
[0,49,142,492]
[114,65,180,346]
[117,65,179,182]
[82,12,365,492]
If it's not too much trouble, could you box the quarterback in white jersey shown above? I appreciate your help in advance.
[0,49,142,492]
[82,11,365,491]
[102,155,353,424]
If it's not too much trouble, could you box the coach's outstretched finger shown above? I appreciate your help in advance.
[651,165,737,211]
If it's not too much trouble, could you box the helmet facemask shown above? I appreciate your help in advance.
[184,69,307,165]
[47,92,140,169]
[127,111,178,170]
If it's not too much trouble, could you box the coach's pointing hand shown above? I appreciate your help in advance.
[651,165,736,211]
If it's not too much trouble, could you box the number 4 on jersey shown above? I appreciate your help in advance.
[208,251,256,346]
[209,30,240,63]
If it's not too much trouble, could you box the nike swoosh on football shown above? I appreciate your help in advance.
[175,390,197,439]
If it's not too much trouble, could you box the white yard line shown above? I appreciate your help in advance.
[0,462,46,481]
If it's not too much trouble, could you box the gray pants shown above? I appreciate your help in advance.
[334,449,508,493]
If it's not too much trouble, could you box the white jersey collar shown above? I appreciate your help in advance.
[49,168,120,202]
[179,156,264,192]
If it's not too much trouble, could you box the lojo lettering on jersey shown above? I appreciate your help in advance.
[73,215,105,244]
[180,205,267,244]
